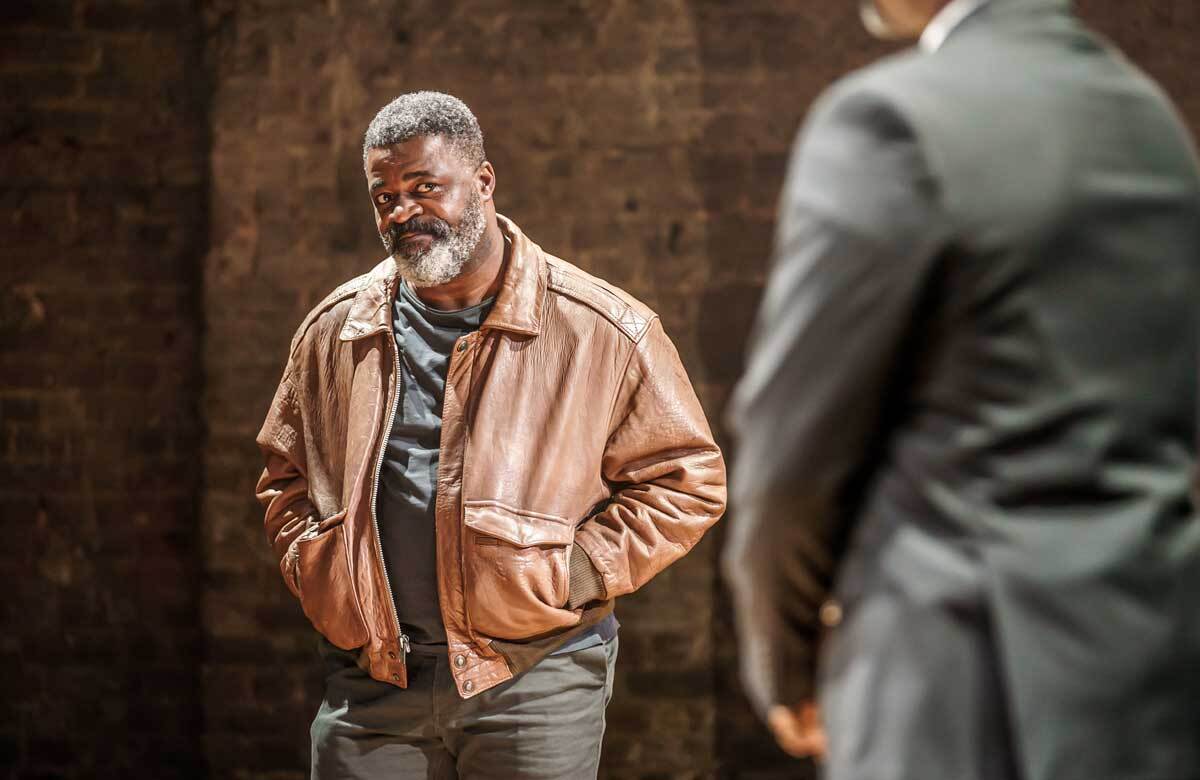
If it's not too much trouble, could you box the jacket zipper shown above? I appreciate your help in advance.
[371,331,410,658]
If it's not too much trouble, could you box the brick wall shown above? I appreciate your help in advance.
[4,1,1198,778]
[195,1,1200,779]
[198,1,891,777]
[0,0,208,777]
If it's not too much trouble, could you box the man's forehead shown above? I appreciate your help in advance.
[364,135,455,176]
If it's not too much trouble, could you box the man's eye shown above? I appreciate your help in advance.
[416,182,437,193]
[375,193,392,205]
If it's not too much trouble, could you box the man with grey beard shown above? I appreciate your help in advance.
[254,91,726,778]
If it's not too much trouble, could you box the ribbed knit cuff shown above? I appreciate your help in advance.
[566,544,607,609]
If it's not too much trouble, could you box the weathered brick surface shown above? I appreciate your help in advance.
[0,0,208,778]
[196,3,872,775]
[5,1,1198,778]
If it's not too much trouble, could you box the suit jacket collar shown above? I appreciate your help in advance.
[921,0,993,52]
[932,0,1073,50]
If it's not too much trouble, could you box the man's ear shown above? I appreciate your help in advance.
[477,161,497,202]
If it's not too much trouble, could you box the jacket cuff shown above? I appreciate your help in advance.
[566,544,607,609]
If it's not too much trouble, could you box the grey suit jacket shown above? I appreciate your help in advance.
[725,0,1200,773]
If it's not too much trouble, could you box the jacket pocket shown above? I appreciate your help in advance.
[462,501,581,641]
[295,511,371,650]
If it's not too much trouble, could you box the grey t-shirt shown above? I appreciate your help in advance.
[378,281,493,648]
[378,280,617,655]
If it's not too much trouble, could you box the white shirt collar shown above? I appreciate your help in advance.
[920,0,991,52]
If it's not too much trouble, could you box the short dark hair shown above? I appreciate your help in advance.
[362,91,485,165]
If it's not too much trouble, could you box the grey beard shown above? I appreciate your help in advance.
[387,194,486,288]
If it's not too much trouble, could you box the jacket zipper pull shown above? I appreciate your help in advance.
[399,632,411,656]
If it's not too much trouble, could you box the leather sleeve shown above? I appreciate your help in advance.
[254,355,319,600]
[572,317,727,599]
[722,85,946,717]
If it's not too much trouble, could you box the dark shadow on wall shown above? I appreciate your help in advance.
[0,0,213,776]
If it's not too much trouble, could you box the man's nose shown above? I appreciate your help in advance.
[385,197,421,226]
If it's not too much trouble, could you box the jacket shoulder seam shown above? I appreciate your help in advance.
[545,260,655,343]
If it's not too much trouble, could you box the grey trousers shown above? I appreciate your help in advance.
[311,637,618,780]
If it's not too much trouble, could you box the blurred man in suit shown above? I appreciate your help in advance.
[724,1,1200,778]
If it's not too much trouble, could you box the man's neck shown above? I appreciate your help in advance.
[409,221,506,311]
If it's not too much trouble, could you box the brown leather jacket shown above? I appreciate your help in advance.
[255,215,726,698]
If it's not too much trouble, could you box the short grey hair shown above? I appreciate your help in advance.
[362,91,485,165]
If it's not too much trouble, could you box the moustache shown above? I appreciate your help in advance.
[386,217,451,246]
